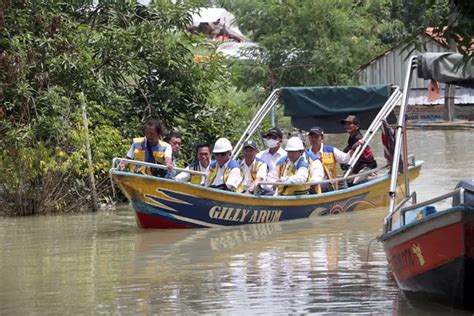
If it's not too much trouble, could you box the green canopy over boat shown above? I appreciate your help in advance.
[280,84,394,133]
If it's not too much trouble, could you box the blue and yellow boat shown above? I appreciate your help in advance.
[111,163,421,228]
[111,84,423,228]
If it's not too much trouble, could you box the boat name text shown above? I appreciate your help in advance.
[209,206,282,223]
[390,248,415,273]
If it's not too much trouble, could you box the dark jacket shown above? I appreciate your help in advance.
[341,131,377,174]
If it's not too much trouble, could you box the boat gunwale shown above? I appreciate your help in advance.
[379,204,474,244]
[111,160,423,205]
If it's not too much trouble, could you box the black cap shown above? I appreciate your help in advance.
[309,127,324,136]
[340,115,361,125]
[263,127,283,139]
[243,140,258,150]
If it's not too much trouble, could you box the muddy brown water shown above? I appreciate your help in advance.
[1,130,473,314]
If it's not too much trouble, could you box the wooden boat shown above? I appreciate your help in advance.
[111,83,424,229]
[112,162,421,228]
[380,53,474,309]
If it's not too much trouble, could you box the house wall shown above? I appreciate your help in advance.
[359,38,474,121]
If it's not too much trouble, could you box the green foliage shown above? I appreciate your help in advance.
[368,0,472,61]
[219,0,386,89]
[367,0,449,44]
[0,0,245,215]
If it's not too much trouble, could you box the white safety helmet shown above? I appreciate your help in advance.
[285,136,305,151]
[213,137,233,153]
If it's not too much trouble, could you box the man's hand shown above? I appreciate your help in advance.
[165,158,174,171]
[350,139,365,151]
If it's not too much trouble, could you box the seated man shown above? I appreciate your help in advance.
[206,138,244,192]
[176,143,212,185]
[308,152,325,194]
[163,131,183,179]
[267,137,310,196]
[306,127,356,191]
[257,127,286,172]
[125,119,173,177]
[240,140,268,194]
[340,115,377,174]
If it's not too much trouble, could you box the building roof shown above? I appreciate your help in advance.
[359,28,449,71]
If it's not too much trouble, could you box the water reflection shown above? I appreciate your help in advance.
[120,211,396,314]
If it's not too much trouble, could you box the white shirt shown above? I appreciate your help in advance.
[126,137,172,160]
[267,155,308,185]
[175,162,210,185]
[256,147,287,172]
[309,144,351,180]
[311,144,352,165]
[241,159,268,191]
[209,160,243,190]
[309,159,324,183]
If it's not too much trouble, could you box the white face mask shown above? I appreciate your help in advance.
[265,139,279,149]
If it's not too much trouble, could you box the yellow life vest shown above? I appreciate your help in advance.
[207,160,244,193]
[320,145,338,190]
[241,158,267,187]
[306,146,338,191]
[188,162,206,185]
[276,156,310,196]
[130,137,168,175]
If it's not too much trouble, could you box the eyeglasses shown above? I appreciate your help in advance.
[214,152,228,157]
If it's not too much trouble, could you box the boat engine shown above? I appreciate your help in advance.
[453,179,474,207]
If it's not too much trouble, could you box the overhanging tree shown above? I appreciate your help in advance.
[0,0,244,215]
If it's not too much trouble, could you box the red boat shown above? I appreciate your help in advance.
[381,181,474,308]
[380,53,474,309]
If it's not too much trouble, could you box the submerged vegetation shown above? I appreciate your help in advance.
[0,0,470,215]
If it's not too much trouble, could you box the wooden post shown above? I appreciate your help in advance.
[79,95,99,212]
[444,84,455,121]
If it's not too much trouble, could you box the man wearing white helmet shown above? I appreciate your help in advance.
[266,137,311,196]
[206,138,244,192]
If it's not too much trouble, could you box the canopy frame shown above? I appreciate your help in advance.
[232,84,403,181]
[384,52,473,233]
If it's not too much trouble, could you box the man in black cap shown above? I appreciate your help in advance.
[257,127,286,172]
[340,115,377,175]
[240,140,268,194]
[306,126,353,191]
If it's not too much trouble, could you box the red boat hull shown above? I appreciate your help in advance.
[381,206,474,309]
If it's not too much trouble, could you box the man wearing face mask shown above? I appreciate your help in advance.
[256,127,287,172]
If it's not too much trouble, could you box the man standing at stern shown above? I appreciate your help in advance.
[340,115,377,174]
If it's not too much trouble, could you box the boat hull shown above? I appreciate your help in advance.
[381,206,474,309]
[112,161,422,229]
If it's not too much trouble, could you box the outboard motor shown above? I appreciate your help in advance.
[453,179,474,207]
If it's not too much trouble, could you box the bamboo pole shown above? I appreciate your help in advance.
[79,95,99,212]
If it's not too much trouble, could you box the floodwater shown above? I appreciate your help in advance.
[1,130,473,315]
